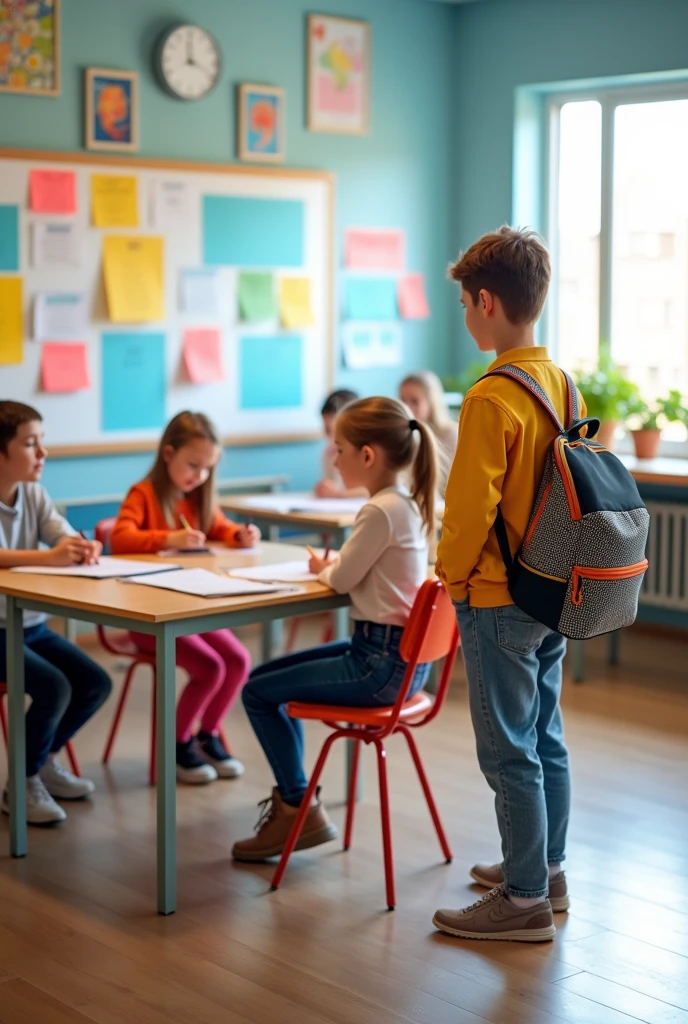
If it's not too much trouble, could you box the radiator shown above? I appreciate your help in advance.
[640,501,688,611]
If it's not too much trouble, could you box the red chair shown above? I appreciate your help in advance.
[94,517,229,786]
[271,579,460,910]
[0,683,81,776]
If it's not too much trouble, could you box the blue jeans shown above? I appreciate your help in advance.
[0,623,112,777]
[243,621,430,806]
[455,600,569,899]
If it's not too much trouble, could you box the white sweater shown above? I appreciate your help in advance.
[319,487,428,626]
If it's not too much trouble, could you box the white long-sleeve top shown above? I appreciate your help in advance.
[318,486,428,626]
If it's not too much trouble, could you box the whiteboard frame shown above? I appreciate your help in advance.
[0,146,335,459]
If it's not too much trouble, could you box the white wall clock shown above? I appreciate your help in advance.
[155,24,221,101]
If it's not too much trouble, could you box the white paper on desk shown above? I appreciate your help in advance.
[33,291,88,342]
[122,568,300,599]
[10,558,179,579]
[239,494,365,515]
[32,222,82,270]
[228,560,317,583]
[180,268,221,317]
[156,545,263,557]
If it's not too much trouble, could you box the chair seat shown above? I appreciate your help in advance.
[101,631,155,660]
[286,690,433,725]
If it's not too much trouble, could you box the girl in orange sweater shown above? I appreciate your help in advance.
[111,412,260,784]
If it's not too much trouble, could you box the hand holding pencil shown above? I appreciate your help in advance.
[306,544,335,575]
[168,515,206,551]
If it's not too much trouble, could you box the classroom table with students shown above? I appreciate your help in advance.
[0,542,350,915]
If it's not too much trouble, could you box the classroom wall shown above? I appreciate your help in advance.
[451,0,688,369]
[0,0,456,500]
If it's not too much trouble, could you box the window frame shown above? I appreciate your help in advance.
[544,81,688,456]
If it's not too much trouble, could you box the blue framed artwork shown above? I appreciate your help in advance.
[85,67,139,153]
[238,84,285,163]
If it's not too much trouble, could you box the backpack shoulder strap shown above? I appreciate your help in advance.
[483,364,578,432]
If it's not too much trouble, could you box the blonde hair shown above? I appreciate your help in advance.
[336,397,438,536]
[400,370,454,437]
[147,411,220,532]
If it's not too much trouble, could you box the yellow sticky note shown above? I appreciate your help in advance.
[103,236,164,323]
[0,277,23,365]
[91,174,139,228]
[279,276,314,328]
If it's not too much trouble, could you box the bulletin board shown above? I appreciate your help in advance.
[0,148,334,457]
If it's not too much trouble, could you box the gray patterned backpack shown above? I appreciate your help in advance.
[486,365,650,640]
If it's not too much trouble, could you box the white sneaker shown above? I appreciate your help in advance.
[1,776,67,825]
[193,733,245,779]
[39,755,95,800]
[176,739,218,785]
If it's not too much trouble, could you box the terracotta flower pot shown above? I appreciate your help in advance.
[594,421,618,450]
[631,428,661,460]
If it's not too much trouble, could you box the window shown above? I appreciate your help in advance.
[547,89,688,449]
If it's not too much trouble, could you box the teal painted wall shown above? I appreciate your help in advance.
[451,0,688,368]
[0,0,455,502]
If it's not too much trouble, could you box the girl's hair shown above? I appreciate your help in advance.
[336,397,438,536]
[147,411,220,532]
[399,370,454,437]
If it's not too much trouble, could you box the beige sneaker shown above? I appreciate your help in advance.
[231,787,338,863]
[433,886,556,942]
[470,862,570,912]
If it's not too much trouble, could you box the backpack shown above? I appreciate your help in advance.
[484,365,650,640]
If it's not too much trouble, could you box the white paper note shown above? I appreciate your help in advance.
[122,568,298,599]
[32,221,82,270]
[34,292,88,341]
[180,268,221,317]
[342,321,403,370]
[151,179,194,230]
[11,557,178,579]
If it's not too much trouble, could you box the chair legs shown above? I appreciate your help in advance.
[374,739,396,911]
[149,671,157,787]
[102,662,137,765]
[398,724,452,862]
[343,738,361,850]
[0,697,7,745]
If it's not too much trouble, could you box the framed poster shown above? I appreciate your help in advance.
[0,0,60,96]
[238,83,285,163]
[307,14,370,135]
[85,67,139,153]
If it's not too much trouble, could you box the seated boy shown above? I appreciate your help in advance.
[0,401,112,825]
[434,227,583,942]
[314,389,367,499]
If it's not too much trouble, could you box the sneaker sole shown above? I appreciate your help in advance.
[469,870,570,913]
[232,823,339,863]
[1,804,65,826]
[176,770,217,785]
[432,913,556,942]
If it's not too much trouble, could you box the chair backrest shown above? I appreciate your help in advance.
[95,517,117,553]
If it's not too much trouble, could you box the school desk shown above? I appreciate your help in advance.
[0,542,350,915]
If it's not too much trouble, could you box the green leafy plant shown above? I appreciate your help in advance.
[626,389,688,432]
[442,360,491,404]
[571,353,639,422]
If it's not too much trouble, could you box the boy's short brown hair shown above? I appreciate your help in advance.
[0,400,42,455]
[449,226,551,325]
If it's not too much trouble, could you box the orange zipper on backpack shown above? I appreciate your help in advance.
[524,479,553,546]
[570,560,649,606]
[554,438,582,520]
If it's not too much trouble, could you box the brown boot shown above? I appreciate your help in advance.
[232,787,338,863]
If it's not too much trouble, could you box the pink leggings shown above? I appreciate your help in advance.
[130,629,251,743]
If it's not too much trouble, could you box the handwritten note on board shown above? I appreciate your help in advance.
[0,277,23,365]
[183,328,224,384]
[344,228,405,270]
[103,236,164,323]
[279,277,314,328]
[34,292,88,342]
[180,268,220,317]
[398,273,430,319]
[29,169,77,215]
[91,175,138,228]
[41,343,90,393]
[32,222,82,270]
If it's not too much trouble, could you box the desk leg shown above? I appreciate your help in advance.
[570,639,585,684]
[156,625,177,914]
[6,597,27,857]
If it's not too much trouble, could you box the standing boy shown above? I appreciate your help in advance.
[0,401,112,825]
[434,227,583,942]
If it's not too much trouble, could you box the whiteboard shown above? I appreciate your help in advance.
[0,148,334,456]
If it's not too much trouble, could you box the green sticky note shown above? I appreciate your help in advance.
[238,271,277,321]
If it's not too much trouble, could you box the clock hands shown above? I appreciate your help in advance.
[186,28,195,66]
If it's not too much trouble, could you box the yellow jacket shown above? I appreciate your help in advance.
[436,346,586,607]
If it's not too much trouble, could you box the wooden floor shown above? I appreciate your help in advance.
[1,621,687,1024]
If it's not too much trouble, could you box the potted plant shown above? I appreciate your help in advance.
[572,354,639,450]
[626,389,688,460]
[442,361,491,411]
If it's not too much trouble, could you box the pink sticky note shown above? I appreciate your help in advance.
[183,329,224,384]
[398,273,430,319]
[345,228,405,271]
[29,169,77,215]
[41,343,90,393]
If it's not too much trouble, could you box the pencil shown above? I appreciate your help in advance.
[306,545,317,559]
[180,515,192,532]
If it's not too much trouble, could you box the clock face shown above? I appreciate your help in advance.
[157,25,221,100]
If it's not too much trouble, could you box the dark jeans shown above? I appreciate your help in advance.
[243,621,430,805]
[0,622,112,777]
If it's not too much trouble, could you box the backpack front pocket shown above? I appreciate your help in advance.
[559,560,648,638]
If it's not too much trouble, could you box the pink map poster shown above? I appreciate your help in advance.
[307,14,370,135]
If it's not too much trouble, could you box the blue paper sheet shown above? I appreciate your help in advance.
[203,195,304,267]
[345,277,398,320]
[240,334,302,409]
[102,332,166,431]
[0,205,19,272]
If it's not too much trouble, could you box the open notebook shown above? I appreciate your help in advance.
[10,557,179,579]
[121,568,300,599]
[228,560,317,584]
